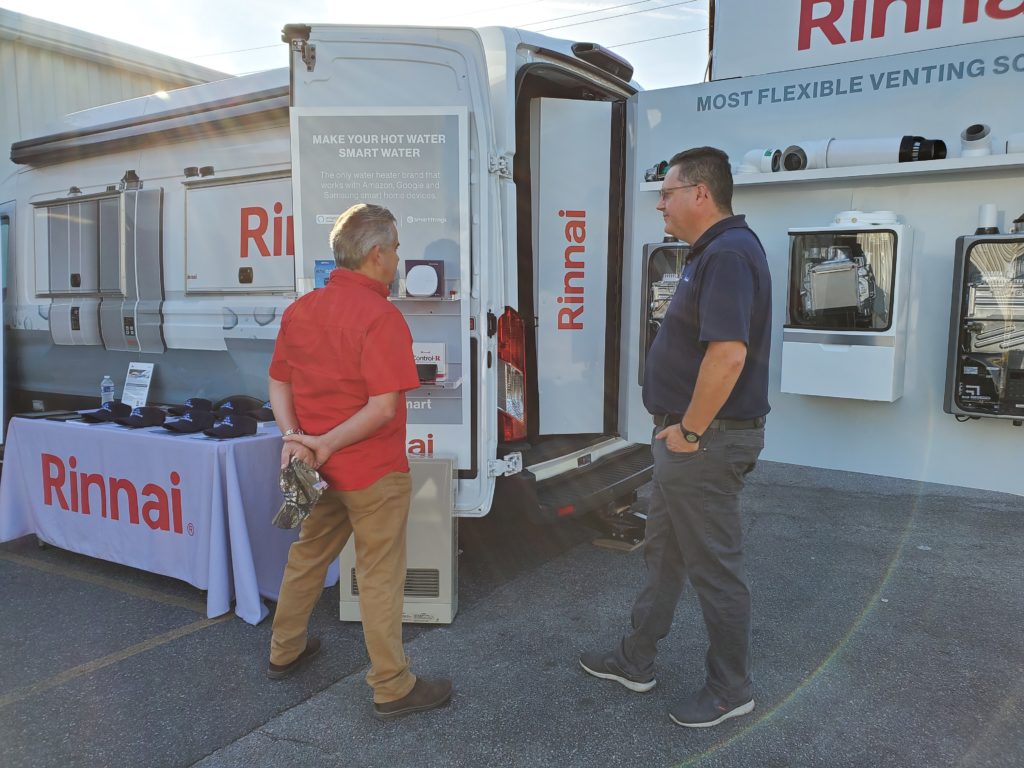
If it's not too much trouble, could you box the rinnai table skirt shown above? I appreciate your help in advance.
[0,417,338,625]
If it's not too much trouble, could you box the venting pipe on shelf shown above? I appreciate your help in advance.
[1006,132,1024,154]
[961,123,992,157]
[782,135,947,171]
[737,148,782,173]
[827,136,947,167]
[781,139,832,171]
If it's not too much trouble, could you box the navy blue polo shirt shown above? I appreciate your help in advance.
[643,215,772,420]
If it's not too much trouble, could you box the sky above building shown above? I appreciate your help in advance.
[1,0,710,90]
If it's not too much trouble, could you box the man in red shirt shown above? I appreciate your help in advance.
[266,203,452,720]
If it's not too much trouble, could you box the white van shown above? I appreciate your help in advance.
[2,25,654,521]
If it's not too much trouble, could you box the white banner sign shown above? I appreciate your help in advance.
[532,99,611,435]
[712,0,1024,80]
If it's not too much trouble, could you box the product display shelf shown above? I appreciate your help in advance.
[638,153,1024,190]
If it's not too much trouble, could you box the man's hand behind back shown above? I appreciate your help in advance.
[283,432,332,469]
[281,439,318,470]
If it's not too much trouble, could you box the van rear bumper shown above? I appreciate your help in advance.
[495,442,653,524]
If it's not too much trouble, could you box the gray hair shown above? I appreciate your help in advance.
[329,204,398,269]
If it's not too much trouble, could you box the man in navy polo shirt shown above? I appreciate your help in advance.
[580,147,771,728]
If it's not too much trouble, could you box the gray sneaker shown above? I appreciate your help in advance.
[579,651,656,692]
[669,687,754,728]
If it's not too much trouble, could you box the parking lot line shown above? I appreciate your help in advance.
[0,613,231,709]
[0,550,208,614]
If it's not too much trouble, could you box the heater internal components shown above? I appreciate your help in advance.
[789,232,893,330]
[945,235,1024,420]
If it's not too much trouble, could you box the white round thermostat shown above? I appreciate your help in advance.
[406,264,439,297]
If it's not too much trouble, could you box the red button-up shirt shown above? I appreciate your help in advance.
[269,269,420,491]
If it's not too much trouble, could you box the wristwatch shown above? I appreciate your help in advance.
[680,423,702,444]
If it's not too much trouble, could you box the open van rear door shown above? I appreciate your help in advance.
[529,98,615,434]
[284,24,495,516]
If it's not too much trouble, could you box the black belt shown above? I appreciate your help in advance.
[653,413,766,430]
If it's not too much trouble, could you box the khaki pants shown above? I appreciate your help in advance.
[270,471,416,703]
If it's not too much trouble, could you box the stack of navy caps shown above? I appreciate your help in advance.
[115,406,167,428]
[163,409,217,433]
[167,397,214,417]
[80,400,132,423]
[203,412,258,439]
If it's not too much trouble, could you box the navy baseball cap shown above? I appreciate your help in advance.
[80,400,132,423]
[162,410,217,433]
[115,406,167,428]
[167,397,214,416]
[203,413,258,439]
[250,400,275,421]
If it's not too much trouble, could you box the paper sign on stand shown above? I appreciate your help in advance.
[122,363,155,408]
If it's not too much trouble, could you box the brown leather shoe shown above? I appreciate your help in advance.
[373,677,452,720]
[266,637,321,680]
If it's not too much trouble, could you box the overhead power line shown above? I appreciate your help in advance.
[189,1,708,64]
[608,25,708,48]
[532,0,700,33]
[522,1,658,28]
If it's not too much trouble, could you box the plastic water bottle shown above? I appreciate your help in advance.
[100,375,115,405]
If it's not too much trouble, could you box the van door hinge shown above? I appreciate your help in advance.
[487,153,512,179]
[488,453,523,477]
[486,310,498,337]
[291,40,316,72]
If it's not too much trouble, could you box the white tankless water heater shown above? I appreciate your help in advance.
[782,211,913,402]
[339,456,458,624]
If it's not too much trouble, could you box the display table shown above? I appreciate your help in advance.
[0,417,338,624]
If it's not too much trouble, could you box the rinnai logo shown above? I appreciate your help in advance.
[557,209,587,331]
[407,433,435,455]
[798,0,1023,51]
[41,454,187,534]
[241,202,295,257]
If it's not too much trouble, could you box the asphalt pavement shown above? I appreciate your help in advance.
[1,461,1022,767]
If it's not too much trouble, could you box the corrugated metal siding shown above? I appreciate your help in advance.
[2,38,216,185]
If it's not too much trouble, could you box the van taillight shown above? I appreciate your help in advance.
[497,306,527,442]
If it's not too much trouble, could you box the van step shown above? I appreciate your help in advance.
[534,443,652,523]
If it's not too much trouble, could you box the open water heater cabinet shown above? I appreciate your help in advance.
[781,211,913,401]
[943,216,1024,422]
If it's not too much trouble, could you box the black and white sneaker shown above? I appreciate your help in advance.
[578,651,656,692]
[669,687,754,728]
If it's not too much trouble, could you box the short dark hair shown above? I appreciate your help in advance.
[329,203,398,269]
[668,147,733,214]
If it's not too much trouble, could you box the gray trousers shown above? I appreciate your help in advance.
[616,425,764,703]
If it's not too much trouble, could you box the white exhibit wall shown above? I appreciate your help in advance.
[632,36,1024,494]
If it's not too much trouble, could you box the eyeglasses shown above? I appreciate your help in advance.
[658,183,699,201]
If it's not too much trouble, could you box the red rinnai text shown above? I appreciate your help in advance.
[240,203,295,257]
[41,453,185,534]
[799,0,1024,51]
[557,209,587,331]
[407,433,434,455]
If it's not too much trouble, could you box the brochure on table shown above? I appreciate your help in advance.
[122,363,155,408]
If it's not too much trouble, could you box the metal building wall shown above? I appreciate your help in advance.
[0,8,226,187]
